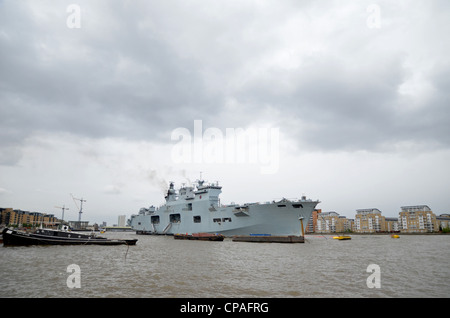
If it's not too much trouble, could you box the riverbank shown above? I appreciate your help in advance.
[308,232,450,236]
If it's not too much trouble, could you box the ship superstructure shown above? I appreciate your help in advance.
[130,180,319,236]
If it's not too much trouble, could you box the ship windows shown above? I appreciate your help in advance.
[151,215,160,224]
[292,204,303,208]
[213,218,232,223]
[277,204,286,208]
[170,214,181,223]
[193,215,201,223]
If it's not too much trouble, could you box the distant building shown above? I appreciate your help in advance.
[436,214,450,231]
[68,220,89,230]
[354,208,385,233]
[316,211,340,233]
[306,209,321,233]
[399,205,438,233]
[315,211,352,233]
[385,217,399,232]
[1,208,58,227]
[118,215,126,227]
[341,217,354,232]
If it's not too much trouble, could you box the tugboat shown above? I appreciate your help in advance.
[2,226,138,246]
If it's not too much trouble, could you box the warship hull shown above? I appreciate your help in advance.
[130,180,319,237]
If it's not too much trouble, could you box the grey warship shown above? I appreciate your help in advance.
[130,179,319,236]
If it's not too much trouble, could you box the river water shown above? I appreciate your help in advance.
[1,232,449,298]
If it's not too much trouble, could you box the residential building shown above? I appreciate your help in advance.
[399,205,438,233]
[0,207,58,227]
[316,211,338,233]
[354,208,385,233]
[385,217,399,232]
[436,214,450,231]
[306,209,321,234]
[316,211,345,233]
[341,217,354,232]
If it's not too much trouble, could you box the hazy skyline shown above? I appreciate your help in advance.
[1,0,449,225]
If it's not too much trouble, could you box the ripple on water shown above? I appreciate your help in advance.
[1,233,449,297]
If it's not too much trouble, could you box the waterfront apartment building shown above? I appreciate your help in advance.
[0,207,59,227]
[315,211,352,233]
[304,205,447,234]
[306,209,321,234]
[399,205,438,233]
[354,208,386,233]
[341,217,354,232]
[436,214,450,231]
[385,217,400,232]
[316,211,339,233]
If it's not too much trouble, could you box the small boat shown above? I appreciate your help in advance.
[174,233,224,241]
[333,235,352,240]
[2,227,138,246]
[391,234,400,239]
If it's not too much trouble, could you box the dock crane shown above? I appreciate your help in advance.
[55,204,69,221]
[70,194,86,222]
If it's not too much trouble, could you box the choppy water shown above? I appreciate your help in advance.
[1,232,449,298]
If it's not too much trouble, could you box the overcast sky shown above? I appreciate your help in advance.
[1,0,449,225]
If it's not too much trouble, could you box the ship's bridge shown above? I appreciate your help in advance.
[165,180,222,205]
[194,180,222,205]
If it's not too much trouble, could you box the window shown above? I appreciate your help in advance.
[170,214,181,223]
[193,216,201,223]
[151,215,160,224]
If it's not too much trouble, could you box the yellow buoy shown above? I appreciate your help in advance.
[333,235,351,240]
[391,234,400,239]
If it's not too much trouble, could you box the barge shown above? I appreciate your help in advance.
[174,232,224,241]
[232,235,304,243]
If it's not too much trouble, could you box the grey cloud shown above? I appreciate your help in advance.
[1,0,449,167]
